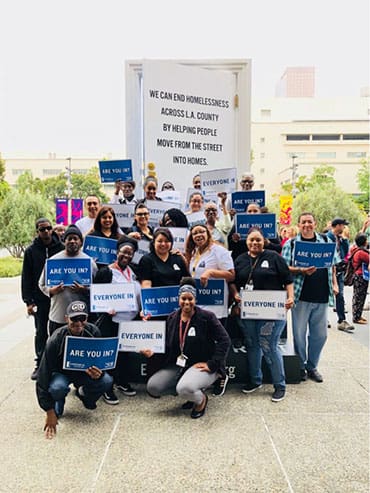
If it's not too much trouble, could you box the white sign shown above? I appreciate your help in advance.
[132,239,150,264]
[241,290,287,321]
[118,320,166,353]
[146,199,181,228]
[142,60,235,189]
[90,283,138,313]
[200,168,237,195]
[186,211,206,228]
[109,203,135,228]
[167,227,189,253]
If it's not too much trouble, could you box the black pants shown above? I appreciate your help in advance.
[33,301,50,366]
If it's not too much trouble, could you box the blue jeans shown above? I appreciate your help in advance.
[291,301,328,371]
[240,319,286,390]
[48,371,113,405]
[335,273,345,322]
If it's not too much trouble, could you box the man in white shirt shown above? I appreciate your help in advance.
[75,195,101,236]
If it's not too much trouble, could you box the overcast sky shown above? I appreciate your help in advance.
[0,0,369,156]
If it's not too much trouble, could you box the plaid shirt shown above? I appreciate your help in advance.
[281,233,338,307]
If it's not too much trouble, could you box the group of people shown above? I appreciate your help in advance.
[20,172,369,438]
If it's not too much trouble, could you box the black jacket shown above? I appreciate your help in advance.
[152,306,231,378]
[36,323,101,411]
[21,232,64,306]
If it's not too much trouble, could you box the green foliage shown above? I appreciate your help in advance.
[16,170,45,195]
[0,180,11,201]
[355,160,369,211]
[0,257,23,277]
[0,190,54,257]
[0,156,6,181]
[292,183,365,237]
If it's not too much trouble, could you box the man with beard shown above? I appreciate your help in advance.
[39,224,97,335]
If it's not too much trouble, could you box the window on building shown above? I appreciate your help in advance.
[260,168,265,174]
[288,152,306,158]
[312,134,340,141]
[260,152,265,158]
[259,183,265,189]
[347,152,367,158]
[260,137,265,143]
[286,134,310,141]
[317,152,336,159]
[12,169,28,175]
[343,134,370,140]
[43,169,63,176]
[260,109,271,118]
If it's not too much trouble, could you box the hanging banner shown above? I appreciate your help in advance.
[71,199,83,223]
[56,199,68,225]
[279,195,293,225]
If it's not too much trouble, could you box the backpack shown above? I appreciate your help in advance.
[343,253,356,286]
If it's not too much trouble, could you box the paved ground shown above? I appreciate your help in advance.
[0,276,368,493]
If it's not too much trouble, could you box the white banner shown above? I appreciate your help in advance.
[241,290,287,320]
[118,320,166,353]
[143,60,235,190]
[90,283,138,313]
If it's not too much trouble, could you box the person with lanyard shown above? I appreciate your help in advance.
[93,236,141,404]
[229,227,294,402]
[142,277,231,419]
[185,223,234,396]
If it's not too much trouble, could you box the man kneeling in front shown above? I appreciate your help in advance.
[36,300,113,439]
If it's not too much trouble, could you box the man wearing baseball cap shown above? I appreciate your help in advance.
[36,300,113,439]
[327,218,354,332]
[110,179,138,206]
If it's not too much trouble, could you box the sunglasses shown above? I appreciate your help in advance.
[87,201,98,206]
[38,226,52,232]
[136,212,149,217]
[241,180,254,184]
[70,315,87,323]
[205,208,217,213]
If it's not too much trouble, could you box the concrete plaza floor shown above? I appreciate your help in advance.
[0,276,368,493]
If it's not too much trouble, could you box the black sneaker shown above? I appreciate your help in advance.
[116,384,136,396]
[307,368,323,383]
[271,388,286,402]
[76,386,97,410]
[103,389,119,405]
[30,367,39,381]
[300,369,308,381]
[54,398,65,417]
[242,383,263,394]
[212,375,229,396]
[181,401,194,410]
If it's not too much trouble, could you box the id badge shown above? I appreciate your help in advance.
[176,354,187,368]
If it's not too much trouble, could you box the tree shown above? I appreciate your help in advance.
[16,170,45,195]
[0,190,54,257]
[0,156,10,201]
[43,166,109,203]
[355,160,369,211]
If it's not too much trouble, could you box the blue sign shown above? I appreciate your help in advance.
[98,159,132,183]
[46,258,92,286]
[231,191,265,212]
[293,241,336,268]
[63,336,119,371]
[195,279,224,305]
[141,285,179,317]
[235,213,276,239]
[83,236,117,265]
[363,263,369,281]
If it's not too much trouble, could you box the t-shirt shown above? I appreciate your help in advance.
[234,249,292,291]
[189,243,234,318]
[75,216,95,236]
[138,252,189,287]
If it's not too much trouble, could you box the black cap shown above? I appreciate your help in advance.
[66,300,88,318]
[331,218,349,227]
[64,224,83,241]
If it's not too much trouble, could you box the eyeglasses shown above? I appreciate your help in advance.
[136,212,149,217]
[205,208,217,213]
[241,180,254,184]
[147,187,157,191]
[70,315,87,323]
[38,226,52,232]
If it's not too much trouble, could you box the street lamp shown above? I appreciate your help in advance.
[291,154,298,198]
[65,157,72,224]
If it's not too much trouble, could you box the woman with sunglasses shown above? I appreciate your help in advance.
[143,277,230,419]
[93,236,141,405]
